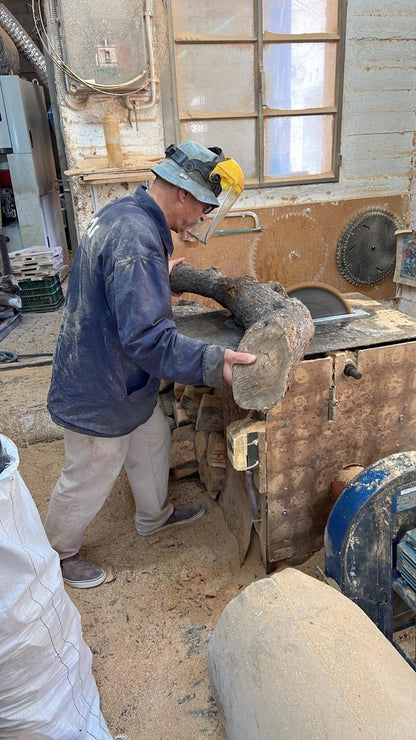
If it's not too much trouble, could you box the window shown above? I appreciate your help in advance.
[168,0,346,187]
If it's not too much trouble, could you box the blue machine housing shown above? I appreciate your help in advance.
[325,451,416,644]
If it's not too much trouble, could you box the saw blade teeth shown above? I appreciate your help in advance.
[336,208,402,286]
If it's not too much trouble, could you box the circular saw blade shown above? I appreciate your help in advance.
[286,282,352,319]
[337,209,401,285]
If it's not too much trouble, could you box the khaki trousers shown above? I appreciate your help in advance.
[44,403,172,559]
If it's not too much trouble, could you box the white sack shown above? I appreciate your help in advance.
[0,435,112,739]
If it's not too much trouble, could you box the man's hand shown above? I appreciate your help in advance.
[223,348,256,386]
[169,257,185,274]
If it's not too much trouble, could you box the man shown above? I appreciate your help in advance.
[45,140,256,589]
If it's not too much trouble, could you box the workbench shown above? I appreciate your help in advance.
[175,295,416,571]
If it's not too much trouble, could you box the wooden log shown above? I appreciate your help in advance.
[173,400,192,427]
[172,461,199,479]
[196,394,224,432]
[207,432,227,468]
[180,385,212,422]
[194,430,209,462]
[159,379,174,393]
[174,383,186,400]
[158,389,175,418]
[198,455,225,496]
[169,424,196,468]
[198,455,209,488]
[170,262,315,411]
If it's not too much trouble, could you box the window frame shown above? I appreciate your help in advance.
[164,0,347,189]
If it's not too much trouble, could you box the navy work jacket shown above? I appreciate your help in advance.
[47,186,224,437]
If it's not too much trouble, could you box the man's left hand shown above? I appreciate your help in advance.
[223,348,256,386]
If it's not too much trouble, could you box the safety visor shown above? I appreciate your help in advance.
[187,157,244,244]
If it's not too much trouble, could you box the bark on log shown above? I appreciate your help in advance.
[170,263,315,411]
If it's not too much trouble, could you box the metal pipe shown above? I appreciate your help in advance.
[0,4,48,87]
[139,0,157,111]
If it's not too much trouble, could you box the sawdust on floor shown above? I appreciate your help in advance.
[17,439,287,740]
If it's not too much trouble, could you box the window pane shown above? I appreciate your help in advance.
[176,45,256,114]
[264,43,337,109]
[264,0,338,35]
[173,0,255,35]
[265,115,334,178]
[181,119,257,180]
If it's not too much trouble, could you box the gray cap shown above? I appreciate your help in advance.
[151,140,222,207]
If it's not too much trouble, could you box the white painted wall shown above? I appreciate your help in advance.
[55,0,416,244]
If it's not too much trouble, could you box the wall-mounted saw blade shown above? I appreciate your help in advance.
[336,208,401,285]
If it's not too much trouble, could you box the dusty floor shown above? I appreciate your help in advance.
[18,441,267,739]
[1,303,324,739]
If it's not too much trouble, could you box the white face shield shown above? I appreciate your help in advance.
[186,188,241,244]
[186,157,244,245]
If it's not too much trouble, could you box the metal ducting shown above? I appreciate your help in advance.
[0,4,48,87]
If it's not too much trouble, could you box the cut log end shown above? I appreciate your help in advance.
[233,316,307,410]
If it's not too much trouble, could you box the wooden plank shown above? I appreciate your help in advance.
[81,170,154,185]
[219,384,254,564]
[220,460,253,564]
[265,355,334,566]
[265,340,416,568]
[66,152,163,173]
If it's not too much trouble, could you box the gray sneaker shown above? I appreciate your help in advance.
[145,503,206,536]
[60,554,107,589]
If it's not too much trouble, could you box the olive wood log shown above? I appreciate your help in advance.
[170,263,315,411]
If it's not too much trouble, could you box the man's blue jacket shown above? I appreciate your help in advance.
[47,186,224,437]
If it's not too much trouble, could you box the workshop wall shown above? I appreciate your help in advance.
[8,1,415,301]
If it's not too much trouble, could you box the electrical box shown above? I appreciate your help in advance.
[56,0,148,92]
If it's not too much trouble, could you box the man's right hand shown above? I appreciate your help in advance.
[223,348,256,386]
